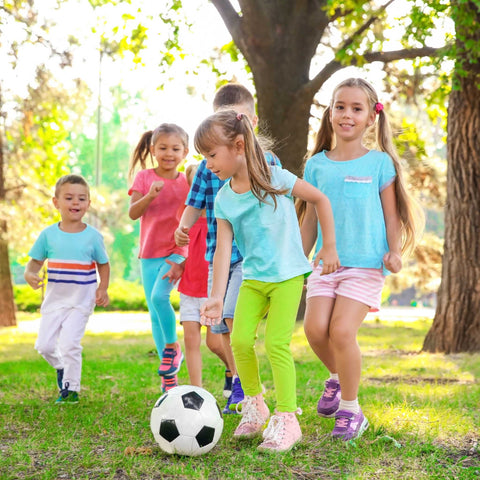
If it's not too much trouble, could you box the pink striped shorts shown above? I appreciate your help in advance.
[306,265,385,311]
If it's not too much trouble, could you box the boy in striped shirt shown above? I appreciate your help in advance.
[24,174,110,404]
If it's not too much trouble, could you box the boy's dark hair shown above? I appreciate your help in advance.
[55,174,90,197]
[213,83,255,115]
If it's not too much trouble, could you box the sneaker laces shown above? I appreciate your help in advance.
[323,386,337,399]
[237,396,265,424]
[60,381,70,398]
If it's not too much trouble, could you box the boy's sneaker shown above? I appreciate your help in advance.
[55,383,79,405]
[227,376,245,412]
[331,409,369,441]
[317,378,341,417]
[223,369,233,399]
[258,409,302,453]
[233,393,270,438]
[161,374,177,393]
[158,342,184,376]
[56,369,64,390]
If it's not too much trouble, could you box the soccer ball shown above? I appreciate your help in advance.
[150,385,223,456]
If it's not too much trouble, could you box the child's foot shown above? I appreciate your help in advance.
[258,409,302,453]
[161,374,177,393]
[56,369,64,390]
[227,376,245,413]
[55,383,79,405]
[317,378,341,417]
[331,409,369,441]
[158,342,184,376]
[233,393,270,438]
[223,369,233,399]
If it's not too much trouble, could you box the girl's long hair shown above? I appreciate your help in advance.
[194,110,287,208]
[298,78,424,256]
[128,123,189,183]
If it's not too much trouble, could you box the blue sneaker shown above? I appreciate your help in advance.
[158,342,184,376]
[55,382,79,405]
[228,376,245,412]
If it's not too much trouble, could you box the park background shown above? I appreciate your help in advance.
[1,1,479,479]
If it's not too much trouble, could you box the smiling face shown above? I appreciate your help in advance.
[330,86,375,142]
[150,133,188,176]
[53,182,90,224]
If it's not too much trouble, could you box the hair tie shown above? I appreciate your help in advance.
[236,113,243,121]
[374,102,384,114]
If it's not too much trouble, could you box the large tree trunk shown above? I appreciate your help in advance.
[423,3,480,353]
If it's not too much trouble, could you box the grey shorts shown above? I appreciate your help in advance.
[208,261,243,334]
[179,293,208,324]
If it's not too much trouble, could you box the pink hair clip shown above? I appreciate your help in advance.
[236,113,243,121]
[374,102,384,114]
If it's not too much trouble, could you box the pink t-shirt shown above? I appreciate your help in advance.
[129,169,189,259]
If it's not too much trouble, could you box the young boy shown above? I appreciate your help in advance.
[24,174,110,404]
[174,83,280,413]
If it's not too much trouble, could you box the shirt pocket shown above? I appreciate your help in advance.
[343,176,373,198]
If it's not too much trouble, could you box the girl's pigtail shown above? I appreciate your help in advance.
[296,106,334,225]
[128,131,153,183]
[376,110,425,256]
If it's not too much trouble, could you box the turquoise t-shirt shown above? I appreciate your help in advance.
[303,149,396,273]
[214,166,311,283]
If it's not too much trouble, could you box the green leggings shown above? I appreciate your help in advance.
[231,275,304,412]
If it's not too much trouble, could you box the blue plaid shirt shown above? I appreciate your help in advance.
[186,151,281,264]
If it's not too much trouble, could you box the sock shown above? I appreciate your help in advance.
[329,373,339,381]
[338,398,360,414]
[225,369,233,377]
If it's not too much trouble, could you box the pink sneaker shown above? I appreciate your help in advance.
[258,409,302,453]
[233,394,270,438]
[158,342,183,376]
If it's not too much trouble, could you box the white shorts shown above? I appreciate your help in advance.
[179,293,208,323]
[306,265,385,310]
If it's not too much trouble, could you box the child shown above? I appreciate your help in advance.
[175,83,281,413]
[177,163,217,388]
[197,110,339,452]
[300,77,424,441]
[24,174,110,404]
[128,123,190,392]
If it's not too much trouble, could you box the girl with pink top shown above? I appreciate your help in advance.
[128,123,190,392]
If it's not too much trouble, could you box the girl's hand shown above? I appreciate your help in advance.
[174,226,190,246]
[383,251,402,273]
[148,180,164,198]
[162,259,185,283]
[200,298,223,326]
[314,247,340,275]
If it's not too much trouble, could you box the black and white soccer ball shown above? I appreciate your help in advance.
[150,385,223,456]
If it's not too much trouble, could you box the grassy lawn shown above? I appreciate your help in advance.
[1,312,479,479]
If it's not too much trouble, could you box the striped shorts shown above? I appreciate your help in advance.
[306,265,385,311]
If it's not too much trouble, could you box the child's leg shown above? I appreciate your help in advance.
[35,311,65,371]
[329,296,369,402]
[182,321,202,387]
[303,295,337,373]
[57,309,89,392]
[231,280,269,397]
[141,258,167,356]
[264,276,304,412]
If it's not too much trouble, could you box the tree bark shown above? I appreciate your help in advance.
[423,2,480,353]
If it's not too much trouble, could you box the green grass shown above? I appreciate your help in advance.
[1,313,479,479]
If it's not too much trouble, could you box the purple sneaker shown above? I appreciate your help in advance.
[331,409,369,441]
[317,379,341,417]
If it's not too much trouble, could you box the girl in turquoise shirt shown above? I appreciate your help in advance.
[194,109,339,453]
[299,78,424,442]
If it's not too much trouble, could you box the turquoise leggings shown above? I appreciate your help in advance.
[141,254,184,360]
[231,275,304,412]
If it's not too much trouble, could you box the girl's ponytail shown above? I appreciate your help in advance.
[128,131,153,183]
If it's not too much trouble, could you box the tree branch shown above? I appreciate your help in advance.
[210,0,241,36]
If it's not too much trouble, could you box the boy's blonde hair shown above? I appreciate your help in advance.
[55,174,89,198]
[194,110,286,208]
